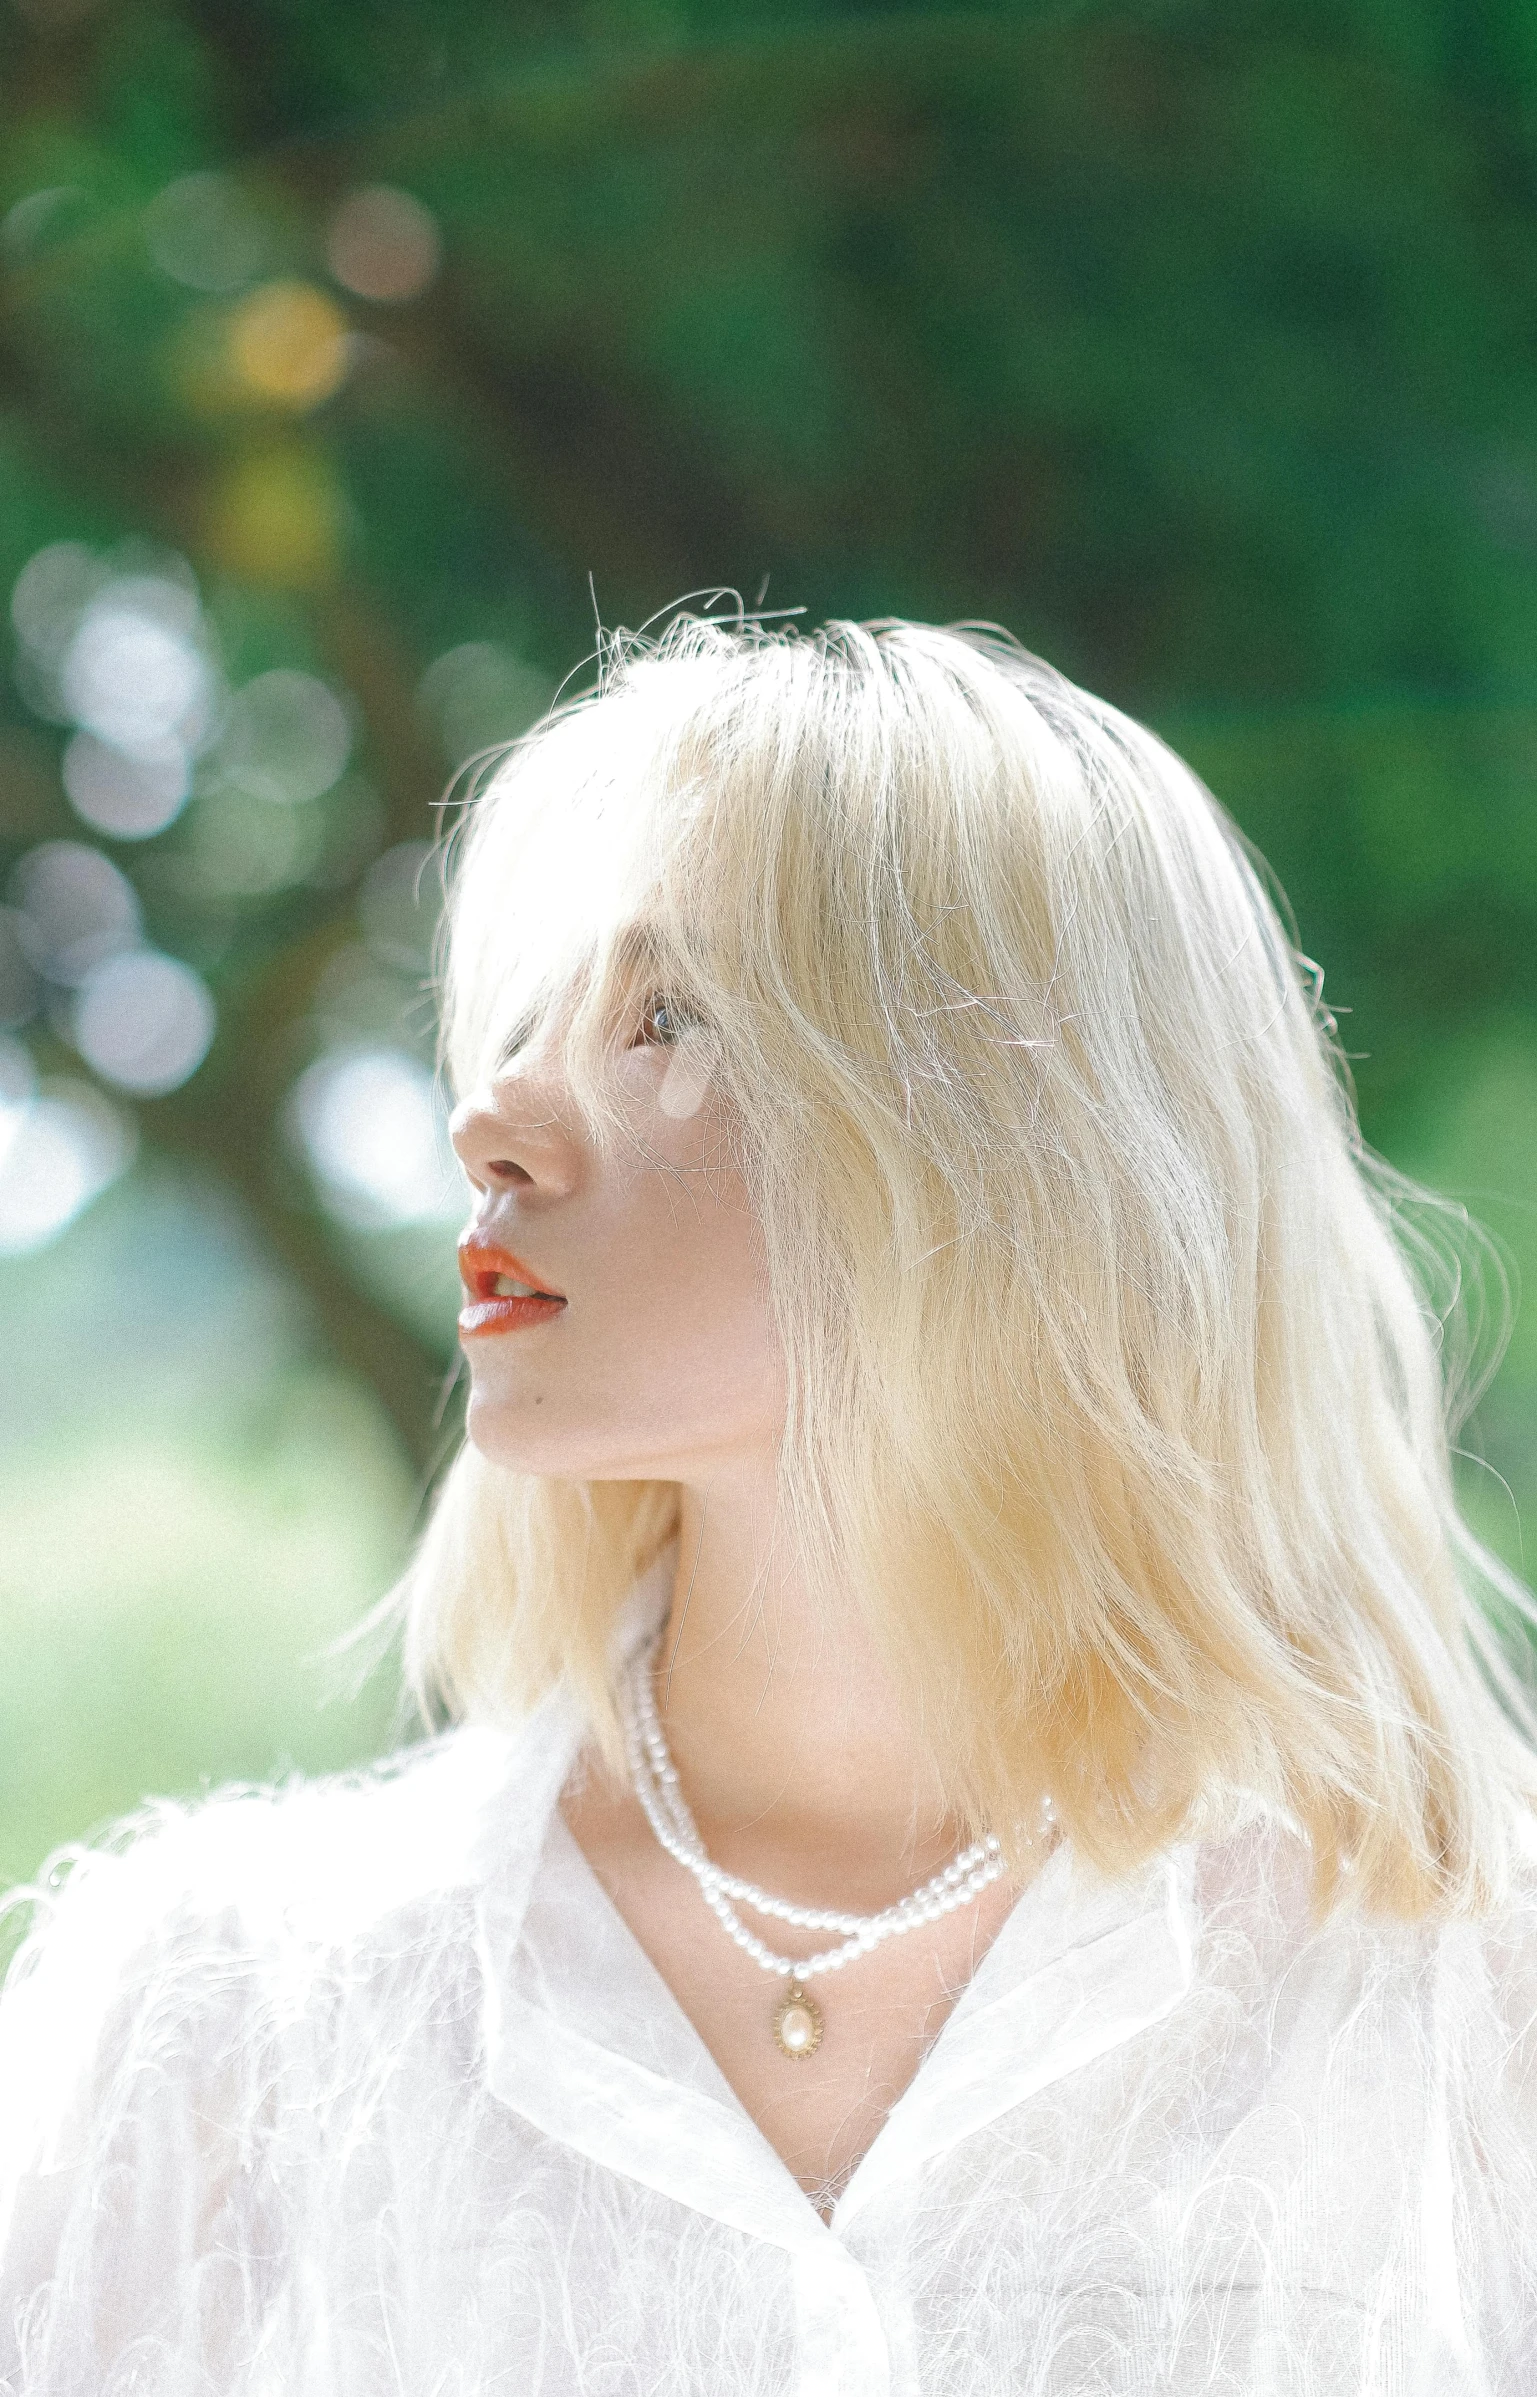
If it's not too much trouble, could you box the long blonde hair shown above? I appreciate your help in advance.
[398,614,1537,1918]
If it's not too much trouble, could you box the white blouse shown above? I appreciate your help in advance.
[5,1562,1537,2394]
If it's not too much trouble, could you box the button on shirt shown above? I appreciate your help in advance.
[4,1576,1537,2391]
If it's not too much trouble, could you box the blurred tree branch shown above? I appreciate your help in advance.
[142,911,461,1481]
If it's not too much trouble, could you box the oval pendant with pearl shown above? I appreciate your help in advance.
[772,1981,823,2059]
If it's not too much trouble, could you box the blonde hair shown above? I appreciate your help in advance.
[399,614,1537,1919]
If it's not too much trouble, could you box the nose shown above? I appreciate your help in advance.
[449,1073,576,1197]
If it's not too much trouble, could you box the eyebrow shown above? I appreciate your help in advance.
[496,1006,542,1066]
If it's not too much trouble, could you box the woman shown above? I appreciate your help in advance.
[3,616,1536,2393]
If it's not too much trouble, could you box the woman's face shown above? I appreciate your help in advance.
[449,994,785,1482]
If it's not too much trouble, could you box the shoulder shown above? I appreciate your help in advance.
[1460,1826,1537,2067]
[4,1722,518,1976]
[0,1724,530,2174]
[0,1723,576,2369]
[1185,1795,1537,2064]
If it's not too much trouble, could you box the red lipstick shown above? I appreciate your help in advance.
[457,1236,568,1340]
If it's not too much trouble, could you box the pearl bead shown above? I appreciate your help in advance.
[623,1630,1012,1994]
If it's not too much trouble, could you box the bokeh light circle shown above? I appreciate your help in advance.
[187,792,318,898]
[9,842,141,983]
[63,731,191,839]
[72,951,216,1095]
[59,580,215,753]
[145,171,269,294]
[218,668,352,804]
[228,281,351,410]
[10,541,105,660]
[416,641,552,765]
[0,1049,135,1256]
[326,186,441,303]
[291,1046,461,1227]
[2,186,87,259]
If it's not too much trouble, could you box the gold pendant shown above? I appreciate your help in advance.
[772,1979,823,2060]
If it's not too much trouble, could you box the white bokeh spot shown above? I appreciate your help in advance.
[218,670,352,806]
[291,1047,463,1228]
[0,1048,135,1255]
[63,731,192,840]
[73,951,216,1096]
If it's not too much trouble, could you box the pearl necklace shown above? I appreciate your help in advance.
[620,1632,1007,2060]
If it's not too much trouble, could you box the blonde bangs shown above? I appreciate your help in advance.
[402,616,1537,1921]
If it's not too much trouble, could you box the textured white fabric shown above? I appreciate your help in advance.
[5,1556,1537,2392]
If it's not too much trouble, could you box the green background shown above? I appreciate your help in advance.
[3,0,1536,1893]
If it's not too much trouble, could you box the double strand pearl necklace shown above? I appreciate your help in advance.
[620,1631,1007,2060]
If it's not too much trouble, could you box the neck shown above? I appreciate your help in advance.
[646,1468,968,1911]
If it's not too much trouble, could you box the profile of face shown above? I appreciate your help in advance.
[449,991,786,1484]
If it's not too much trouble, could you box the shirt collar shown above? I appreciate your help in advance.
[834,1839,1196,2231]
[467,1551,1199,2252]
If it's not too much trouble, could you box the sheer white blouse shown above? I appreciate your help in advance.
[5,1564,1537,2393]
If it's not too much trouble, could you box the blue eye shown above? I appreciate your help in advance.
[636,994,691,1045]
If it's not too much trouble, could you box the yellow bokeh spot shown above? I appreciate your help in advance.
[204,447,345,588]
[227,280,350,410]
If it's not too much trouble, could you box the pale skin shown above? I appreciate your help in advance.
[449,989,1034,2217]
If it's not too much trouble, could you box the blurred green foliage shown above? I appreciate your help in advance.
[2,0,1536,1883]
